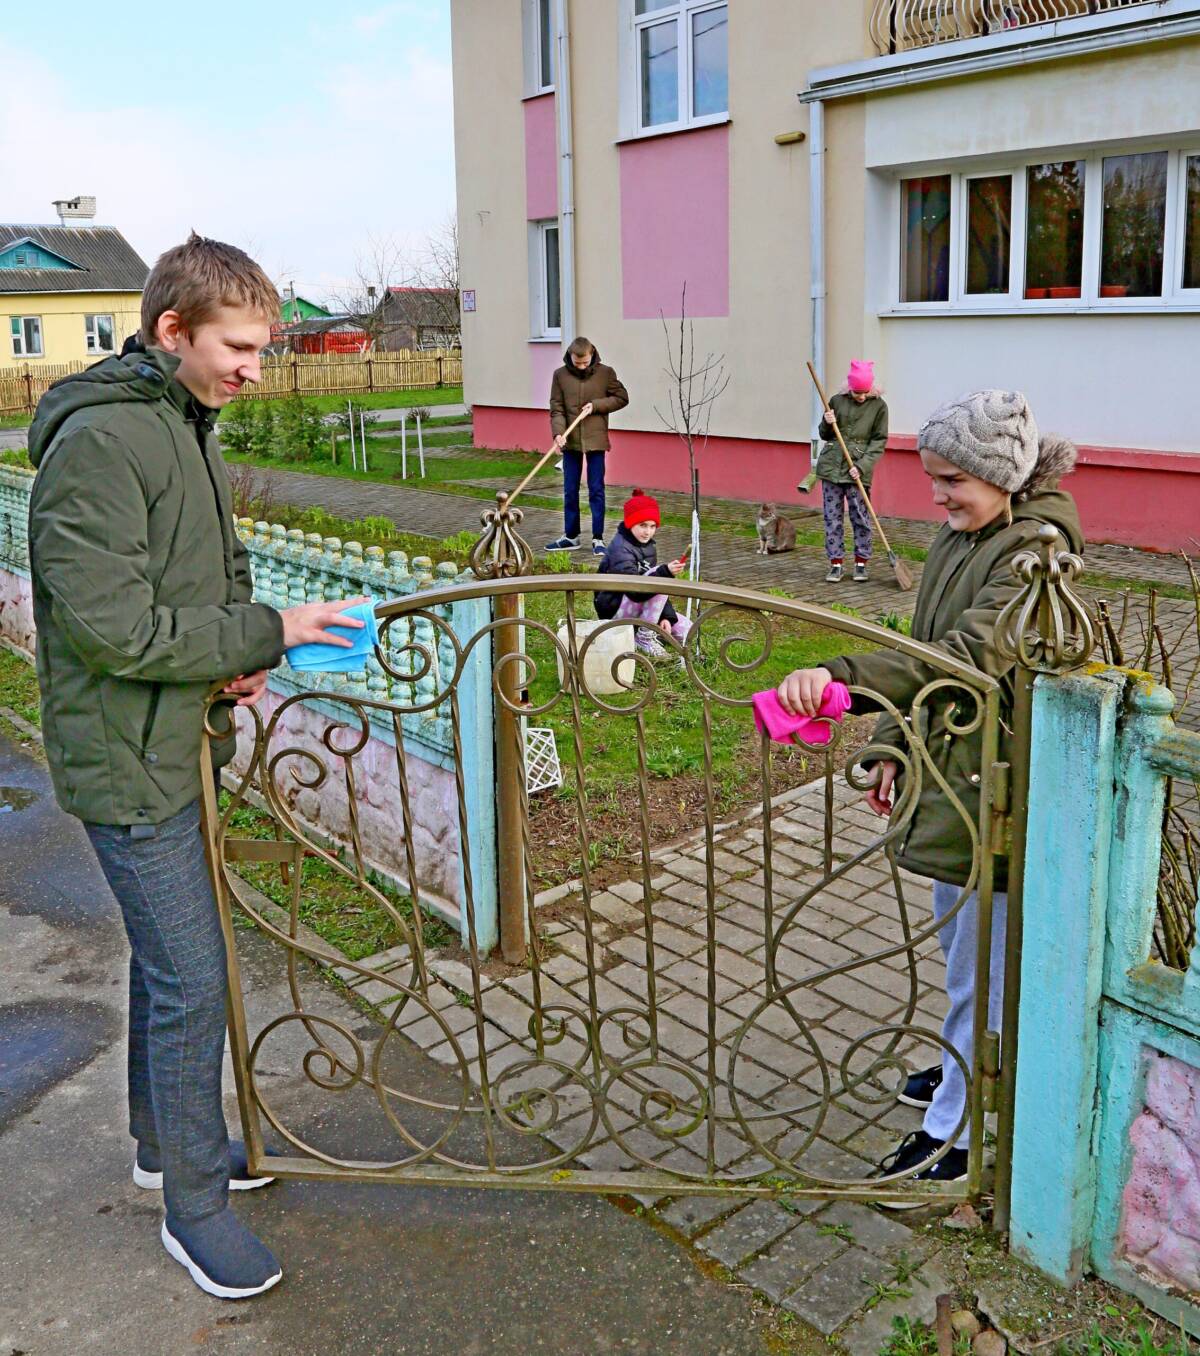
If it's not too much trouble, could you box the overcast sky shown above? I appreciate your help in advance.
[0,1,455,306]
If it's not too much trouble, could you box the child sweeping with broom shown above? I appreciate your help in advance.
[775,389,1082,1202]
[816,359,889,583]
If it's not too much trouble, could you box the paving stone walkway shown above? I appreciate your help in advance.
[325,776,961,1349]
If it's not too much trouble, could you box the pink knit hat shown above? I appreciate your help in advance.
[847,360,875,393]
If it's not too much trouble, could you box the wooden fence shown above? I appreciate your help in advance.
[0,349,463,416]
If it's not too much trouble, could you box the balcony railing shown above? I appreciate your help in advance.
[869,0,1165,55]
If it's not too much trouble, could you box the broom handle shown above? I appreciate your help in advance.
[805,361,897,554]
[509,406,591,507]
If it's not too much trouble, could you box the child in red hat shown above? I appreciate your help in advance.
[595,491,690,657]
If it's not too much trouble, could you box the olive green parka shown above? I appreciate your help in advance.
[815,391,889,487]
[823,436,1082,890]
[27,347,284,826]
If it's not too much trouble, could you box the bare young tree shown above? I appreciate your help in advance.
[653,282,730,591]
[327,234,411,349]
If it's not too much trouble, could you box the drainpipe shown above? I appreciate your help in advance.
[808,98,826,460]
[554,0,577,342]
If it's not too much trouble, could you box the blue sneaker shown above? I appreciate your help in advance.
[544,535,580,552]
[162,1209,282,1300]
[592,538,606,558]
[134,1139,278,1192]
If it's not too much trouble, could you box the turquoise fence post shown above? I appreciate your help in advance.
[1010,668,1123,1283]
[452,592,497,955]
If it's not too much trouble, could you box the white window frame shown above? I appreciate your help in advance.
[522,0,555,97]
[889,143,1200,314]
[621,0,728,139]
[85,312,116,354]
[10,315,43,357]
[529,219,562,340]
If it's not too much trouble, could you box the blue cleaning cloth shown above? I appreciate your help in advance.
[285,600,380,673]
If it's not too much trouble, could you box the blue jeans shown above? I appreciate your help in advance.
[562,449,606,540]
[924,881,1008,1148]
[85,800,231,1223]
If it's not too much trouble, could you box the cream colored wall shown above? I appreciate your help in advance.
[864,39,1200,169]
[451,0,536,412]
[2,291,141,366]
[450,0,874,440]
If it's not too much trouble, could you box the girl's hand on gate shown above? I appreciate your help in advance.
[658,619,672,636]
[777,666,833,718]
[865,760,899,817]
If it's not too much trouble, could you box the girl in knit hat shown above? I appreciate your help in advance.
[595,490,690,658]
[815,359,889,583]
[776,389,1082,1202]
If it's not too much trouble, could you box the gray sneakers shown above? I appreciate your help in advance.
[825,562,844,583]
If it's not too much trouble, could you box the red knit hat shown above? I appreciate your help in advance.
[623,489,660,529]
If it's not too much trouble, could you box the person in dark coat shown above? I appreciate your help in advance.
[595,490,689,657]
[545,336,629,557]
[777,389,1083,1203]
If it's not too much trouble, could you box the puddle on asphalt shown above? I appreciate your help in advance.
[0,999,118,1132]
[0,785,38,814]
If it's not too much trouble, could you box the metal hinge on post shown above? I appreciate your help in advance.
[989,761,1012,856]
[980,1030,1001,1113]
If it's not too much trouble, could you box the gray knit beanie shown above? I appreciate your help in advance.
[917,390,1039,492]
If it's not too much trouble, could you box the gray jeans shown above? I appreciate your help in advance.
[924,880,1008,1148]
[85,800,231,1222]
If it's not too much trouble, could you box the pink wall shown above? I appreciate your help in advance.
[1120,1052,1200,1295]
[528,342,561,413]
[523,94,557,222]
[473,405,1200,552]
[619,125,730,319]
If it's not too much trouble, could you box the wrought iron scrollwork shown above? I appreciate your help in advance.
[468,491,535,580]
[996,522,1095,673]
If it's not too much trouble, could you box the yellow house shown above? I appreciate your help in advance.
[0,221,148,368]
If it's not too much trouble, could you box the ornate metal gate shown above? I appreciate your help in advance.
[200,552,1055,1210]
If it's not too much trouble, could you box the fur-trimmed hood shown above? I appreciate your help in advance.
[1014,432,1077,504]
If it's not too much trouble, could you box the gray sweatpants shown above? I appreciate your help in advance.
[924,880,1008,1148]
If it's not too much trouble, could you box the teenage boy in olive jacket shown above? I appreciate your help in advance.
[545,335,629,557]
[27,234,365,1301]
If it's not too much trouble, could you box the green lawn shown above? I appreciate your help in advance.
[265,386,464,417]
[0,645,39,729]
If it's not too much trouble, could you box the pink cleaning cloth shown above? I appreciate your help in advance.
[752,682,852,746]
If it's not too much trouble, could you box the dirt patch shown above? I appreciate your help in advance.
[526,712,877,892]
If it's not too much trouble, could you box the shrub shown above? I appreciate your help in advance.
[273,394,327,463]
[220,399,257,457]
[248,402,276,460]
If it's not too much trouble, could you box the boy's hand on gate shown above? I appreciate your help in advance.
[777,666,833,718]
[224,670,269,707]
[865,760,899,817]
[280,597,369,649]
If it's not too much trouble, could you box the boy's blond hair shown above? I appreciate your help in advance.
[141,232,279,342]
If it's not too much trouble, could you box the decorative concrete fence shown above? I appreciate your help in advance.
[0,464,496,947]
[1012,668,1200,1329]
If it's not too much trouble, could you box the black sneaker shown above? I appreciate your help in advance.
[134,1139,279,1192]
[162,1208,282,1299]
[544,535,580,552]
[875,1129,968,1211]
[897,1063,943,1109]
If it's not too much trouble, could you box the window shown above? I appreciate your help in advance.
[13,249,32,265]
[894,146,1200,310]
[900,176,951,303]
[523,0,555,94]
[1184,156,1200,291]
[537,0,554,92]
[1025,161,1085,299]
[965,175,1012,295]
[633,0,727,133]
[1100,152,1167,299]
[531,219,561,338]
[10,315,42,357]
[85,313,115,354]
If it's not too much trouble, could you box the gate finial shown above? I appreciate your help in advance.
[468,491,535,580]
[996,523,1095,673]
